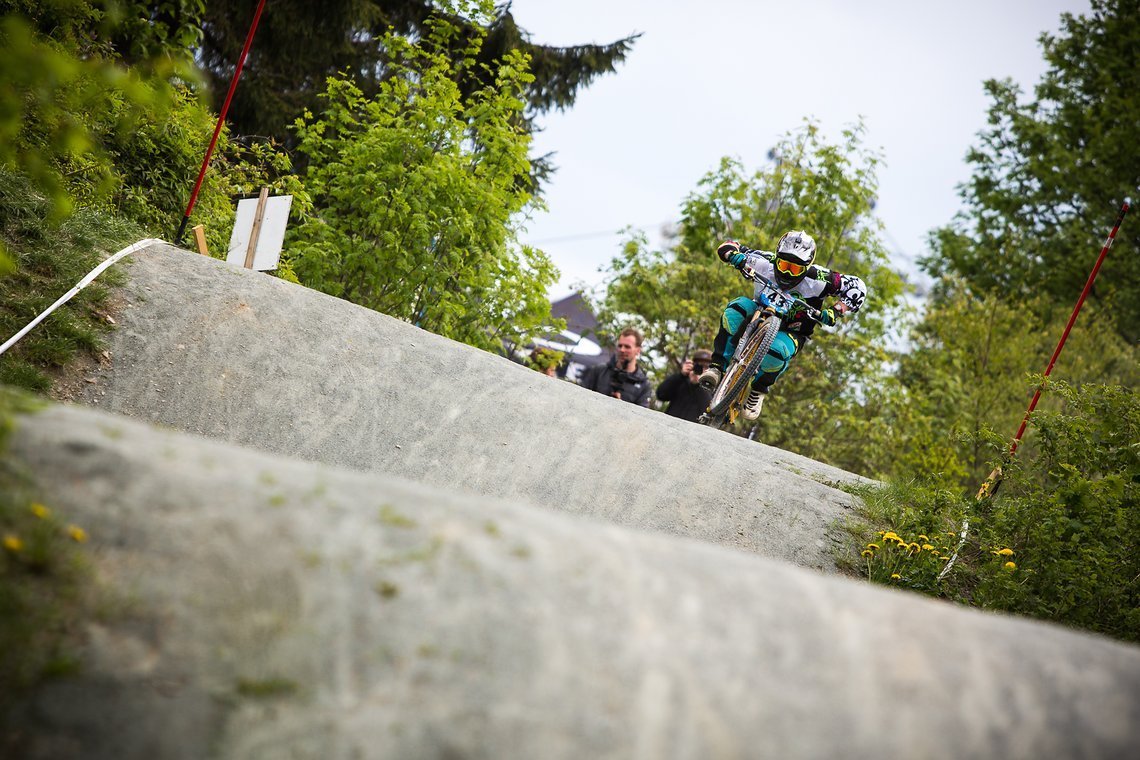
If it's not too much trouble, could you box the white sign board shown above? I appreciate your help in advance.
[226,194,293,271]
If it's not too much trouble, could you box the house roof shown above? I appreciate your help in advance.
[551,292,598,338]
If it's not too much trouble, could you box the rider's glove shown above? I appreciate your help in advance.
[717,240,741,262]
[819,307,839,326]
[728,252,747,269]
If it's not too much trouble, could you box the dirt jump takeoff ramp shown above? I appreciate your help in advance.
[59,242,870,573]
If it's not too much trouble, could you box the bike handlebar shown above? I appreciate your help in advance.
[739,265,824,322]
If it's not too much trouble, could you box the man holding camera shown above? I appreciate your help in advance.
[655,348,714,422]
[577,327,652,407]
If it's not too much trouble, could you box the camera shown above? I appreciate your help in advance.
[611,369,630,395]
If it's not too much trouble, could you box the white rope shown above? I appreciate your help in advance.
[0,238,165,357]
[936,517,970,583]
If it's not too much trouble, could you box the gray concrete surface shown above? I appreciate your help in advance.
[62,243,872,573]
[6,404,1140,759]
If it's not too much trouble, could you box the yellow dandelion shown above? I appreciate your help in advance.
[921,543,935,551]
[866,543,880,551]
[909,543,922,553]
[939,556,951,561]
[861,550,874,558]
[67,525,88,544]
[3,534,23,552]
[31,502,51,519]
[992,548,1014,557]
[1004,561,1017,571]
[918,535,929,542]
[882,531,900,542]
[890,573,902,580]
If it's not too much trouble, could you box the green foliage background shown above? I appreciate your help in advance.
[0,0,306,392]
[195,0,639,174]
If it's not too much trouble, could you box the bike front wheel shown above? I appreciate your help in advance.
[706,315,780,420]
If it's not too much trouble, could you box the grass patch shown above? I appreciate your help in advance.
[236,677,299,698]
[378,504,416,529]
[839,478,976,594]
[840,478,968,590]
[0,169,141,393]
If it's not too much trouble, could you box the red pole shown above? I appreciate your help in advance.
[1008,200,1130,455]
[175,0,268,245]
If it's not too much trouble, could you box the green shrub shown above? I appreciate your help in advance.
[848,381,1140,643]
[0,11,188,221]
[975,382,1140,640]
[97,84,308,258]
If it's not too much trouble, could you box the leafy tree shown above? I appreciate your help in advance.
[922,0,1140,343]
[287,4,559,353]
[844,0,1140,642]
[594,121,908,475]
[890,0,1140,491]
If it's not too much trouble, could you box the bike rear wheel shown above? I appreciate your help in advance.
[706,316,779,420]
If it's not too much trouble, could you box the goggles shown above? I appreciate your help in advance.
[776,258,806,277]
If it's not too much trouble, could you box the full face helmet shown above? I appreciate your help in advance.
[773,230,816,289]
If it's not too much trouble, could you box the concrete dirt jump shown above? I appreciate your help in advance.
[56,243,871,573]
[3,242,1139,758]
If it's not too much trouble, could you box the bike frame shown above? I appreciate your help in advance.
[700,269,821,427]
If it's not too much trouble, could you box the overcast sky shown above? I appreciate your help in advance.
[507,0,1091,299]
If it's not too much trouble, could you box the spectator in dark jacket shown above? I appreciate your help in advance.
[656,348,713,422]
[578,327,652,407]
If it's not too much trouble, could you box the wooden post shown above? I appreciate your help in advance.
[191,224,209,256]
[243,187,270,269]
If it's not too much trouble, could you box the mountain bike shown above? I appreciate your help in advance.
[699,267,822,429]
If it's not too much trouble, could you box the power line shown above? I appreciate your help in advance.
[525,220,674,246]
[525,229,624,245]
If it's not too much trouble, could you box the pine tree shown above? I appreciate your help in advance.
[198,0,639,171]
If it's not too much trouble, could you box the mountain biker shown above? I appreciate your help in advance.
[698,230,867,420]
